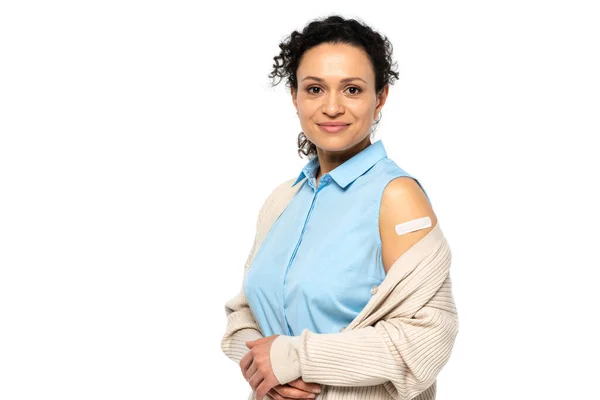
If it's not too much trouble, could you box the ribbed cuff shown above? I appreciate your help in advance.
[269,335,302,384]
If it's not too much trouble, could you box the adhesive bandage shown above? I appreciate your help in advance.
[395,216,432,236]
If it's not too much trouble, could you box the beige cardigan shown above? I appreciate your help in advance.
[221,177,459,400]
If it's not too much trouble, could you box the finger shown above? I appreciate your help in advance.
[287,378,322,394]
[240,351,253,375]
[246,337,266,348]
[273,384,317,399]
[256,380,276,400]
[249,369,263,392]
[245,360,258,382]
[267,388,283,400]
[256,392,273,400]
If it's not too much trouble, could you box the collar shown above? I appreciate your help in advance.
[291,140,388,189]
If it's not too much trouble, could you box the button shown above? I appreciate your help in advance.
[371,285,378,295]
[339,326,346,332]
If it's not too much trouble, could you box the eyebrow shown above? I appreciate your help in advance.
[301,76,368,84]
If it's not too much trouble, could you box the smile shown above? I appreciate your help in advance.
[318,124,350,133]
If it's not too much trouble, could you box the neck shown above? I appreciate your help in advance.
[315,137,371,179]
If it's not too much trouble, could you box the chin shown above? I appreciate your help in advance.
[309,135,355,151]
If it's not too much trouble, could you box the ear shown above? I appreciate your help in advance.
[291,87,299,114]
[374,84,390,118]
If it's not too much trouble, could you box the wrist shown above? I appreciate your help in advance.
[269,335,302,384]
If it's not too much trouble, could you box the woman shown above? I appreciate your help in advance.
[221,15,458,400]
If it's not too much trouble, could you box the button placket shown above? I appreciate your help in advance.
[282,189,319,336]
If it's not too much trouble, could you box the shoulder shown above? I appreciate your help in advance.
[379,176,438,274]
[258,177,299,220]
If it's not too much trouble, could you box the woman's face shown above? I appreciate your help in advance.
[291,42,389,153]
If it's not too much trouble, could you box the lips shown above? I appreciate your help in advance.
[318,123,350,133]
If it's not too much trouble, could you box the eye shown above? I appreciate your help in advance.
[306,86,362,95]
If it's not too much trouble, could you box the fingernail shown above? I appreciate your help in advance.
[308,395,316,398]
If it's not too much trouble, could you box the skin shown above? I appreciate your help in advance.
[379,176,438,274]
[240,41,437,399]
[242,336,321,400]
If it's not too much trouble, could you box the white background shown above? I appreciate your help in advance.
[1,1,599,399]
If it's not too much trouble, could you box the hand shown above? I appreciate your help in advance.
[240,335,281,400]
[267,378,322,399]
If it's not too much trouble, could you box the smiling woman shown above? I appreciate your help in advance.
[221,14,458,400]
[270,20,398,165]
[291,47,387,154]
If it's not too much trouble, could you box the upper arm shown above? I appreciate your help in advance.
[379,177,438,275]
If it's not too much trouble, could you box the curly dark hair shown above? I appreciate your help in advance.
[268,14,400,159]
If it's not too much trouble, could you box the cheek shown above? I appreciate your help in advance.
[348,102,374,116]
[298,99,320,112]
[297,108,321,122]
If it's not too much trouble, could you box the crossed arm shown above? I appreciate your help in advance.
[221,177,459,400]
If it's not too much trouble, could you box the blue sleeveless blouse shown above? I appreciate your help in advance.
[244,140,430,336]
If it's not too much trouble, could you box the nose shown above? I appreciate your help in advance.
[321,92,345,116]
